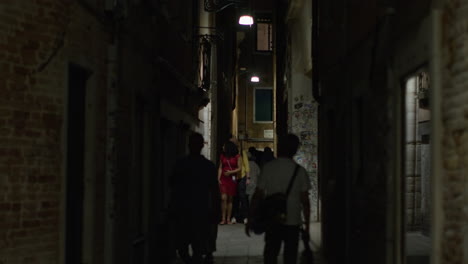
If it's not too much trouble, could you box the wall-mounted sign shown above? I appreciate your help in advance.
[264,129,274,139]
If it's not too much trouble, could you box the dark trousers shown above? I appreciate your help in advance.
[173,211,209,264]
[264,225,300,264]
[233,177,249,221]
[207,222,218,253]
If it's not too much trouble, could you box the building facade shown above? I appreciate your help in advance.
[1,1,467,264]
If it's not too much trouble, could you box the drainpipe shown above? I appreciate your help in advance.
[312,0,320,103]
[105,42,117,264]
[429,6,442,264]
[413,83,419,228]
[244,76,248,144]
[105,3,124,263]
[342,0,350,262]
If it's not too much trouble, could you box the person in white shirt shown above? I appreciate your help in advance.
[246,134,311,264]
[246,147,260,203]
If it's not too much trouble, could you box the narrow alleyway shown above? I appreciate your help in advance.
[175,223,323,264]
[170,223,429,264]
[2,1,468,264]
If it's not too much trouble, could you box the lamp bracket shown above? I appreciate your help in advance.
[195,27,224,42]
[204,0,247,13]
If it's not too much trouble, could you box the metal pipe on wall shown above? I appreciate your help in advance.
[312,0,320,103]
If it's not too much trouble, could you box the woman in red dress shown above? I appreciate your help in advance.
[218,141,242,225]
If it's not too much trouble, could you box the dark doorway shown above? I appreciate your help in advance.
[65,64,90,263]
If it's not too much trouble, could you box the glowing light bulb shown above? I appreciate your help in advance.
[250,76,260,82]
[239,15,254,25]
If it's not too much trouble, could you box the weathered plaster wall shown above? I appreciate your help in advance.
[287,13,318,220]
[289,94,319,220]
[439,0,468,263]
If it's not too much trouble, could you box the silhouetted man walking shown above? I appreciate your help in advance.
[170,133,221,264]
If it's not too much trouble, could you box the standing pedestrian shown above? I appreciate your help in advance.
[246,148,260,203]
[228,134,250,224]
[218,140,242,225]
[259,146,275,169]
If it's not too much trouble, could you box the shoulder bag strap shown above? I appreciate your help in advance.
[285,164,300,198]
[286,163,299,198]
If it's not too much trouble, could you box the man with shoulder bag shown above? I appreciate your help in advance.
[246,134,311,264]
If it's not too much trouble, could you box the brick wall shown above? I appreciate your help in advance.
[0,1,109,263]
[441,0,468,263]
[0,1,70,263]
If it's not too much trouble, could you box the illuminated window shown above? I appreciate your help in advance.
[256,18,272,52]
